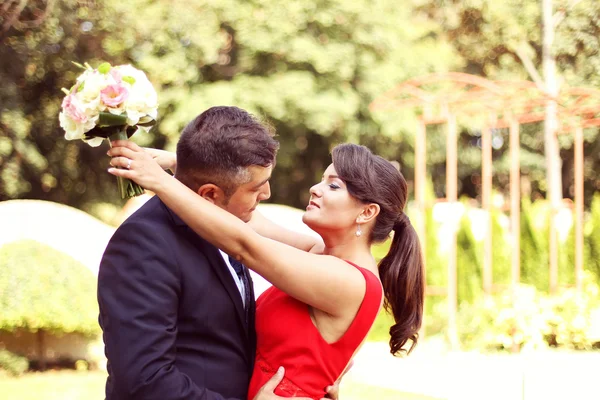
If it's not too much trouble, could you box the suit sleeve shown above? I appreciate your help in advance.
[98,220,241,400]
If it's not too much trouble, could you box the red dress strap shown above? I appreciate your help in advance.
[332,261,383,351]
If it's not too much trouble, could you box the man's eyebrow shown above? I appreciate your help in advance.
[253,176,271,189]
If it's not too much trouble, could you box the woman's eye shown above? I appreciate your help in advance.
[329,184,340,190]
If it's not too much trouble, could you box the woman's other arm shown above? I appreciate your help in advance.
[248,211,324,254]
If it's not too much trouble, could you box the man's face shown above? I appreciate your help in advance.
[221,165,273,222]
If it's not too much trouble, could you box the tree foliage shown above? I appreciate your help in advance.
[0,0,456,209]
[418,0,600,202]
[1,0,598,210]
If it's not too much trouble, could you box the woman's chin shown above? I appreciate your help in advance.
[302,213,325,234]
[301,212,316,228]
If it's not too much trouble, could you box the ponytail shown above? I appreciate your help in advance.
[330,143,425,356]
[378,213,424,356]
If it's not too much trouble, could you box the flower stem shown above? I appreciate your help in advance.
[108,129,145,199]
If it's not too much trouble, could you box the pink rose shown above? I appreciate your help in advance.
[101,84,129,107]
[61,93,88,123]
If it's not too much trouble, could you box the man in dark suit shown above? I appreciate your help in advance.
[98,106,282,399]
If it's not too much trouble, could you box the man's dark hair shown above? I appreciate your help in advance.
[176,106,279,197]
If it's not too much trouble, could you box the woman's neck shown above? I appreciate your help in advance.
[322,239,378,275]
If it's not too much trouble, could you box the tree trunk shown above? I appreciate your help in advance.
[37,329,46,371]
[542,0,562,294]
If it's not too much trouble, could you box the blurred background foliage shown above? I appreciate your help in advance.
[1,0,599,213]
[1,1,600,385]
[367,194,600,350]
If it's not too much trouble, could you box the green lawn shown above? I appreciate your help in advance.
[0,370,106,400]
[0,370,439,400]
[342,380,441,400]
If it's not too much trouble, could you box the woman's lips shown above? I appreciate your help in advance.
[307,201,320,210]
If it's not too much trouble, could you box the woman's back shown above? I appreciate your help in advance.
[248,262,383,399]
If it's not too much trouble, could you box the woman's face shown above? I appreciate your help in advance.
[302,163,365,234]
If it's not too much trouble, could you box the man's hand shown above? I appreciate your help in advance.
[252,367,313,400]
[324,382,340,400]
[323,359,353,400]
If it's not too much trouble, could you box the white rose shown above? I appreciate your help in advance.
[115,65,158,125]
[60,111,100,145]
[77,70,111,114]
[60,111,85,140]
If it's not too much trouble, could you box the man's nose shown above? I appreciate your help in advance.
[260,181,271,200]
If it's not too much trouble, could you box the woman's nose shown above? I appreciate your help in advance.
[309,183,322,198]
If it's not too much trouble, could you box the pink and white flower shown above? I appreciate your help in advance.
[59,62,158,146]
[100,83,129,108]
[61,93,88,123]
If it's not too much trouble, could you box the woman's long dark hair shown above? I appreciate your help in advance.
[332,144,425,356]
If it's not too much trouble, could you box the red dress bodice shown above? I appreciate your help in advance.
[247,262,383,399]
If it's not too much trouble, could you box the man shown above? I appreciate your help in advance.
[99,106,325,399]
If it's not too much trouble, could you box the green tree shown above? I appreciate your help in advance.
[418,0,600,205]
[1,0,458,210]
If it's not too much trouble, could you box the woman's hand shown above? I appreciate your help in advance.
[108,140,172,193]
[144,147,177,173]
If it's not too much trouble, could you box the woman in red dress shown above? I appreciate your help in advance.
[108,142,424,399]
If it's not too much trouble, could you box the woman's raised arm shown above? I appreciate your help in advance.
[141,148,324,253]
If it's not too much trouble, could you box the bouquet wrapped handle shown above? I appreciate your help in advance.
[108,128,145,198]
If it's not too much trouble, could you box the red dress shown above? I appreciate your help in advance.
[247,262,383,399]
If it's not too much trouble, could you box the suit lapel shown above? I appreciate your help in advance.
[193,234,248,332]
[162,200,252,359]
[163,201,248,327]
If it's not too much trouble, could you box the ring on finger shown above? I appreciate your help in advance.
[126,159,132,169]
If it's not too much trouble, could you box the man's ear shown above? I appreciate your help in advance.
[197,184,226,205]
[356,203,380,225]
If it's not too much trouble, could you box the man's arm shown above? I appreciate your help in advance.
[98,220,237,400]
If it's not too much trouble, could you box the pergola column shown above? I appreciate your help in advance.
[481,125,493,295]
[509,118,521,286]
[415,118,427,266]
[446,112,459,349]
[574,126,584,291]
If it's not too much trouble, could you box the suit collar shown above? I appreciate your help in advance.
[161,199,188,227]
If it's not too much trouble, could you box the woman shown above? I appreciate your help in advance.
[108,142,424,399]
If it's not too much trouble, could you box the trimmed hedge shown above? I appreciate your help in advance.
[0,240,99,336]
[0,349,29,376]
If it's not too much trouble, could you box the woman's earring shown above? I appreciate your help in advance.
[355,224,362,237]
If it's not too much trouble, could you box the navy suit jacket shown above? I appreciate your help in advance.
[98,196,256,400]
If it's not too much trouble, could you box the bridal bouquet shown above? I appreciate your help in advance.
[59,62,158,198]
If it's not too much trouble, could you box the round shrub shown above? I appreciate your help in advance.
[0,240,99,336]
